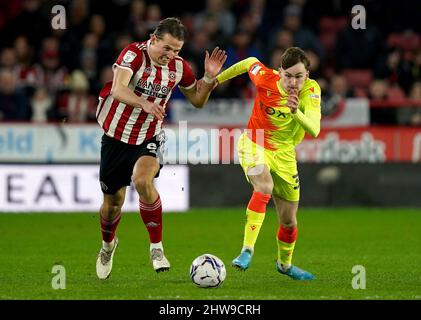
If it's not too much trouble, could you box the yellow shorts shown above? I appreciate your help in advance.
[237,132,300,202]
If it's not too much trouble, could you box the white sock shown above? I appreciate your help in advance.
[150,242,163,252]
[102,239,115,251]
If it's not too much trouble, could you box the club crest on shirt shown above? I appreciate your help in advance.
[144,66,152,74]
[310,93,321,107]
[123,50,137,63]
[168,71,176,81]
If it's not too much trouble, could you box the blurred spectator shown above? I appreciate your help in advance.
[375,48,412,93]
[269,48,284,69]
[80,33,99,83]
[184,30,212,77]
[410,49,421,84]
[56,70,96,122]
[30,87,52,123]
[114,34,134,55]
[306,49,323,79]
[91,65,113,96]
[145,4,162,34]
[2,0,50,52]
[89,14,114,71]
[60,0,91,70]
[224,28,263,98]
[0,0,419,126]
[368,79,397,125]
[0,48,17,74]
[335,13,383,70]
[368,79,389,100]
[13,36,37,91]
[0,69,31,121]
[126,0,148,39]
[201,14,228,48]
[194,0,236,37]
[34,37,68,97]
[269,28,294,54]
[280,4,324,60]
[322,74,354,116]
[398,81,421,126]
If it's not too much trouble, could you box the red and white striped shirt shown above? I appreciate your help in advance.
[96,40,196,145]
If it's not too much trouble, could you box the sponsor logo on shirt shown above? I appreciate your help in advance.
[250,64,261,76]
[135,79,172,99]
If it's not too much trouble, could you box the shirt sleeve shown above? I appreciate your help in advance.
[113,43,143,75]
[178,59,196,90]
[216,57,259,84]
[247,60,268,87]
[292,82,322,138]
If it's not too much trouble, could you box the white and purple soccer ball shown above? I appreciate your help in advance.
[189,254,226,288]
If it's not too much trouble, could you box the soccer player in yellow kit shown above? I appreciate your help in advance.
[216,47,320,280]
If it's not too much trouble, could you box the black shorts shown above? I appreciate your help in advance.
[99,133,165,195]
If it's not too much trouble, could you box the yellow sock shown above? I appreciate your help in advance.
[277,226,298,268]
[243,209,265,249]
[277,240,296,267]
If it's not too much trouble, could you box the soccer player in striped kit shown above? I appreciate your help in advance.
[216,47,320,280]
[95,17,226,279]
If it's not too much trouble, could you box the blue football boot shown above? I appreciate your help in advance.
[232,249,253,271]
[276,261,315,280]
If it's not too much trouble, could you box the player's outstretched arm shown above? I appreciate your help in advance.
[216,57,259,84]
[180,47,227,108]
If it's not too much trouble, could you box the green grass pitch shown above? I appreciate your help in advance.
[1,208,420,300]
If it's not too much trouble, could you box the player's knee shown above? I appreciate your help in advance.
[101,203,122,217]
[133,176,154,195]
[280,218,297,228]
[253,181,273,195]
[281,219,297,229]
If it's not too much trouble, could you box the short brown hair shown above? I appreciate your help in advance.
[281,47,310,70]
[154,17,187,41]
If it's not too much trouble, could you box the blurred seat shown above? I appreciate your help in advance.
[354,87,368,97]
[318,16,349,55]
[342,69,373,90]
[387,86,406,101]
[319,16,337,33]
[387,31,421,52]
[319,32,336,52]
[319,16,348,33]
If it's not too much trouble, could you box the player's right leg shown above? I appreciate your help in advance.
[96,187,126,280]
[96,133,133,280]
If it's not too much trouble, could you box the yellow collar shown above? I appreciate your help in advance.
[276,80,288,96]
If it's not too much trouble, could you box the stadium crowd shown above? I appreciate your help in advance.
[0,0,420,125]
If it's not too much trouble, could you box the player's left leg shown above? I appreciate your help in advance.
[273,175,314,280]
[133,155,170,272]
[232,164,273,271]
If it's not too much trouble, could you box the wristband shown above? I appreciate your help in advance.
[203,74,215,84]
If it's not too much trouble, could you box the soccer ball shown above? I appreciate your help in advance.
[189,254,226,288]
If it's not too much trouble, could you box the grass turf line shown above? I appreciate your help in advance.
[0,208,420,299]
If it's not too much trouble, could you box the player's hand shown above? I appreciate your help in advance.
[142,100,166,121]
[286,88,299,114]
[204,47,227,80]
